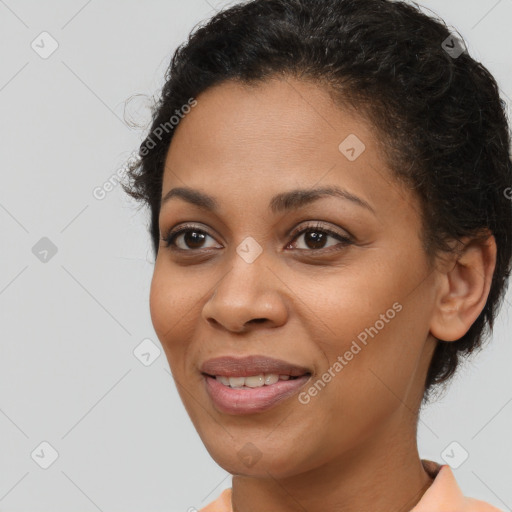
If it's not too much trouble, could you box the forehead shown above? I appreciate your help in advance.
[162,77,393,211]
[167,78,370,159]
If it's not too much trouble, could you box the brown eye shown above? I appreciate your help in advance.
[300,230,329,250]
[179,230,207,249]
[161,222,352,254]
[288,223,353,252]
[162,225,221,251]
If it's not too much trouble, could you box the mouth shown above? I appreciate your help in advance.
[200,354,311,378]
[200,355,312,415]
[203,373,306,388]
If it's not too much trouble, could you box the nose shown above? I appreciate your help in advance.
[201,255,289,333]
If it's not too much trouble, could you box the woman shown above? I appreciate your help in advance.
[123,0,511,510]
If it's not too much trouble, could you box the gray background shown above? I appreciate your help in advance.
[0,1,511,511]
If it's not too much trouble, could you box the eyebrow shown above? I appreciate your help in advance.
[160,185,375,215]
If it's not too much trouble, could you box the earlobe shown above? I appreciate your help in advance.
[429,233,497,342]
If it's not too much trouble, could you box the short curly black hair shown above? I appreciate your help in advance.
[122,0,512,403]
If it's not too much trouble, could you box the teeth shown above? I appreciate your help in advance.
[228,376,245,388]
[264,374,279,385]
[215,373,292,388]
[244,375,265,388]
[217,376,230,386]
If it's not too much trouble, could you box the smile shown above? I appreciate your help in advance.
[203,373,311,414]
[213,373,295,388]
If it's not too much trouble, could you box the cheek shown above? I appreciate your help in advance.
[318,297,431,431]
[305,263,430,406]
[302,267,402,352]
[149,262,202,356]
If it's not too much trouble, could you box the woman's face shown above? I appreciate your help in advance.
[150,77,439,477]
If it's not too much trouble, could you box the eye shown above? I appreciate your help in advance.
[162,221,353,254]
[287,222,353,252]
[161,224,221,251]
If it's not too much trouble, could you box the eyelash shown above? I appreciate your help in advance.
[161,222,353,254]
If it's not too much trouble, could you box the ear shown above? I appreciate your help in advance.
[430,232,497,342]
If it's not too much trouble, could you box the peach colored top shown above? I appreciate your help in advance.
[198,460,503,512]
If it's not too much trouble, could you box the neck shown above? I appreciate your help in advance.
[231,410,434,512]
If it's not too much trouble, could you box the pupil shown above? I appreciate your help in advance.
[185,231,205,249]
[182,230,327,250]
[306,231,325,249]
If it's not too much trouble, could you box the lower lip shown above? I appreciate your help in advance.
[204,374,311,415]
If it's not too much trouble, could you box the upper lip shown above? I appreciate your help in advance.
[200,355,311,378]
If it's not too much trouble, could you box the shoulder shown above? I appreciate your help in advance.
[197,464,504,512]
[198,488,232,512]
[413,461,504,512]
[462,496,505,512]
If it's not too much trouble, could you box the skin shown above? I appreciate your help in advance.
[149,77,496,512]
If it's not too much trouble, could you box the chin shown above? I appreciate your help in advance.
[199,433,316,479]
